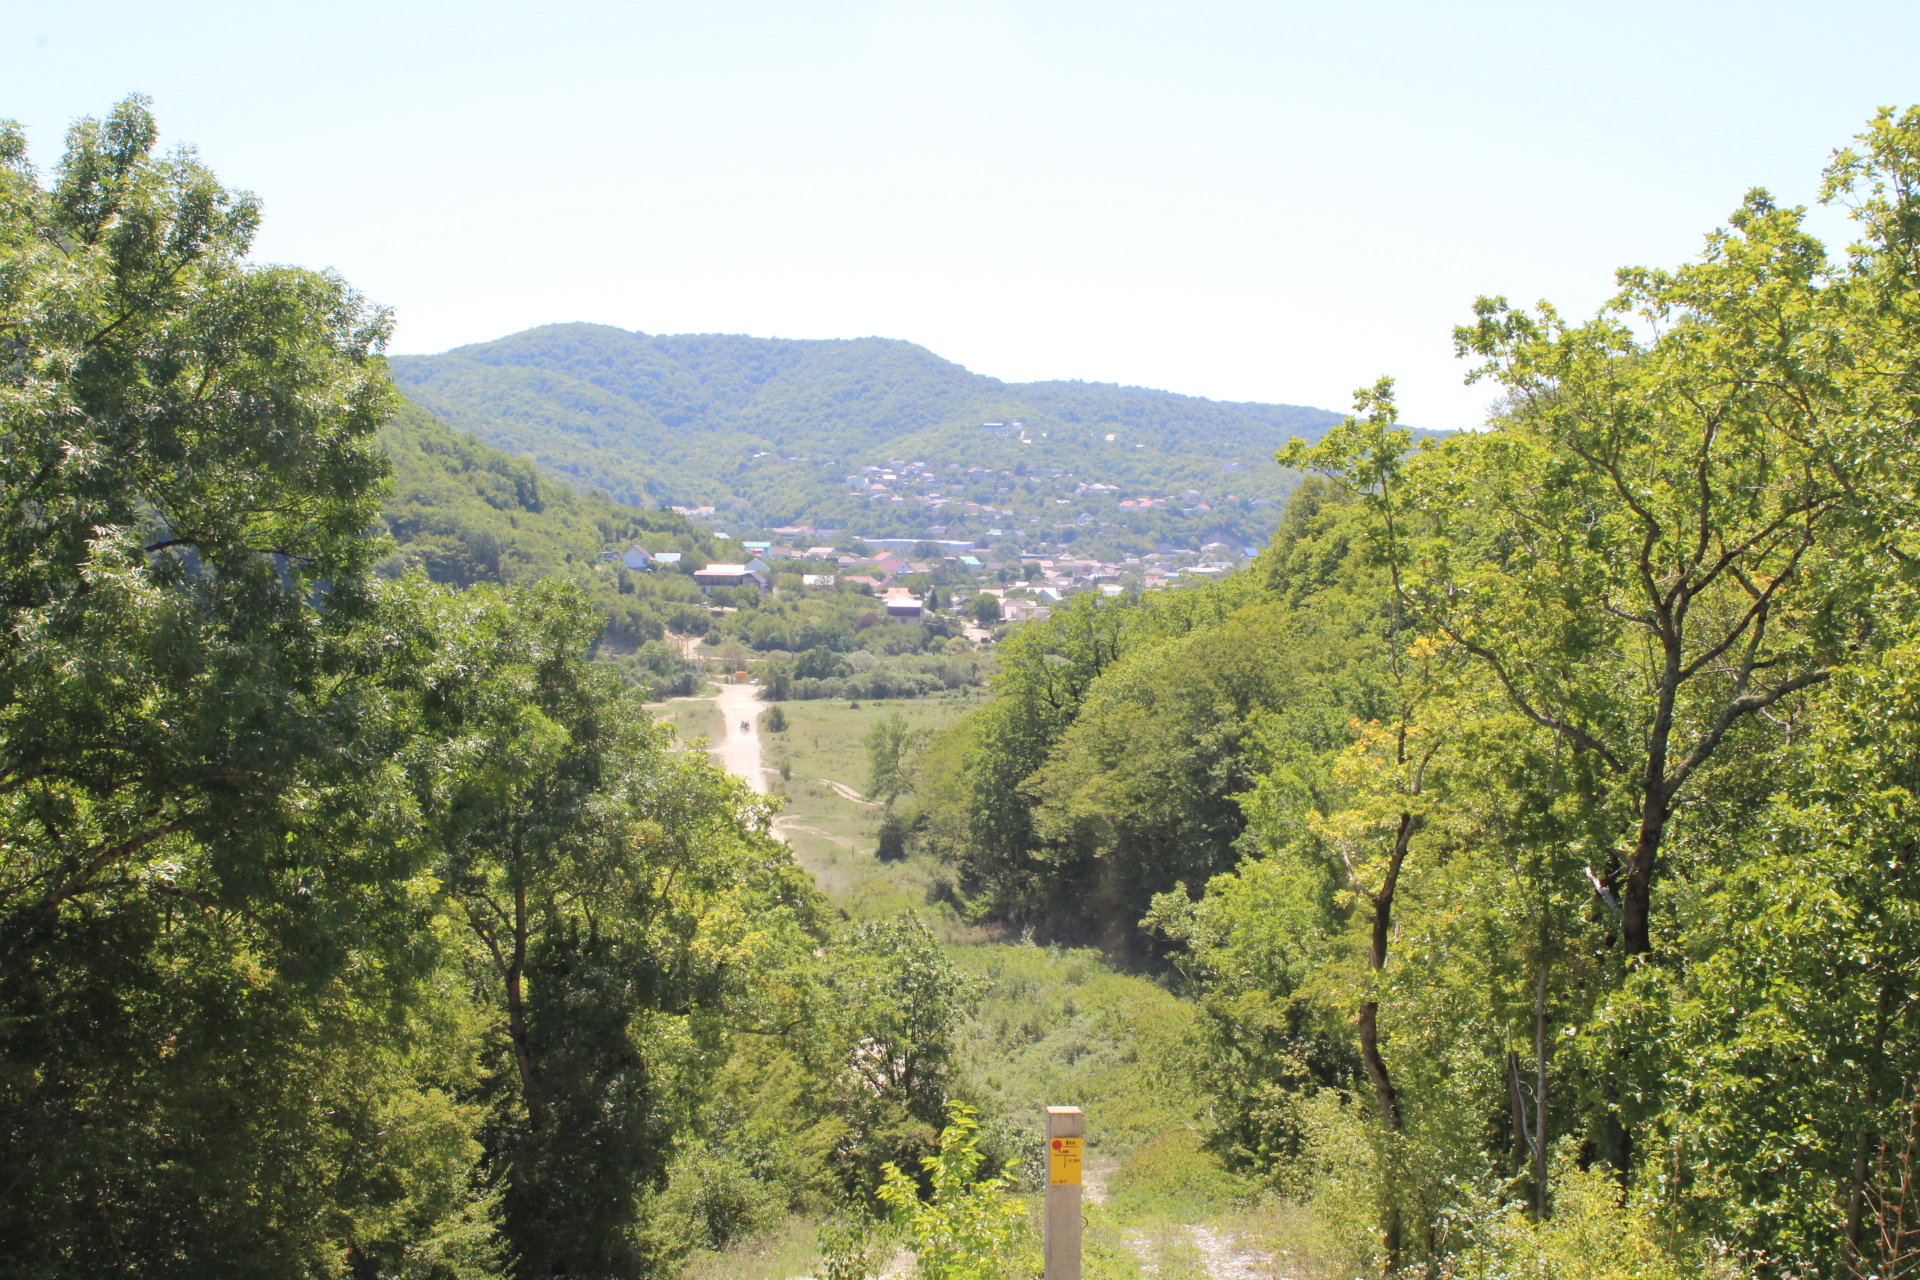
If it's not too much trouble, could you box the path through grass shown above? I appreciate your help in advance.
[653,681,1335,1279]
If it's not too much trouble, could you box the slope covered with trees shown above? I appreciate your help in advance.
[389,324,1348,553]
[901,110,1920,1276]
[376,400,722,586]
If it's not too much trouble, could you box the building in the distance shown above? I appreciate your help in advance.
[693,563,769,593]
[883,588,925,622]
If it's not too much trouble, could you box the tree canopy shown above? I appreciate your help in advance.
[902,107,1920,1277]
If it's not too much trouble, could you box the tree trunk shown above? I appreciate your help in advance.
[1359,998,1401,1130]
[1359,812,1417,1132]
[1534,958,1550,1219]
[1507,1048,1530,1180]
[1358,811,1418,1273]
[1845,983,1893,1274]
[1620,634,1683,959]
[506,878,545,1131]
[1847,1122,1873,1275]
[1620,799,1666,958]
[1604,1085,1633,1184]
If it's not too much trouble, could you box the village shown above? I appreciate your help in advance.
[616,525,1253,630]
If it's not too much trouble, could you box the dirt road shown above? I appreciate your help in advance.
[713,681,770,793]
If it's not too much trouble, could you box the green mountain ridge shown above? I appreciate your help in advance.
[390,323,1347,553]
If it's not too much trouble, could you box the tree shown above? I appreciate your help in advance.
[0,99,503,1274]
[934,594,1135,930]
[824,918,985,1197]
[865,711,929,809]
[1023,600,1388,958]
[0,94,396,966]
[1283,236,1877,1172]
[409,577,816,1277]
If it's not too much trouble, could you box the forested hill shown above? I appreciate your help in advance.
[375,400,724,585]
[389,323,1346,549]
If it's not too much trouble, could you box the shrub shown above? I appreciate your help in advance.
[877,1106,1035,1280]
[1435,1149,1744,1279]
[876,813,908,862]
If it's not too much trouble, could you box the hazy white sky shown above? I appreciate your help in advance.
[8,1,1916,428]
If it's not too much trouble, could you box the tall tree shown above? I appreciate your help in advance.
[1283,216,1881,1171]
[409,578,816,1278]
[0,99,505,1276]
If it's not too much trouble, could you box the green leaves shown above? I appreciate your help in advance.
[877,1104,1034,1280]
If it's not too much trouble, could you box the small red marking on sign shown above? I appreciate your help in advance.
[1051,1139,1062,1149]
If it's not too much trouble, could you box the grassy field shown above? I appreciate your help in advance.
[649,684,725,748]
[758,692,981,918]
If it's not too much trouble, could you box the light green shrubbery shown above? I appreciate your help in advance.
[877,1105,1037,1280]
[1106,1128,1257,1223]
[1434,1148,1747,1280]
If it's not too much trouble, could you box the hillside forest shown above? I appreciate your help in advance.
[12,94,1920,1280]
[390,324,1350,560]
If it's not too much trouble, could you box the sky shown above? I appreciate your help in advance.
[6,0,1917,429]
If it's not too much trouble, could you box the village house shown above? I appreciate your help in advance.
[883,588,925,622]
[693,563,769,593]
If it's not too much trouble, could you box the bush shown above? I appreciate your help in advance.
[1435,1149,1744,1280]
[651,670,699,700]
[816,1212,893,1280]
[796,646,850,680]
[876,813,908,862]
[877,1106,1035,1280]
[642,1146,787,1261]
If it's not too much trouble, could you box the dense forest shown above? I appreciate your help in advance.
[389,324,1348,556]
[14,91,1920,1280]
[0,101,998,1279]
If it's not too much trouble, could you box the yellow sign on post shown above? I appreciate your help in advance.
[1047,1136,1082,1185]
[1045,1107,1083,1280]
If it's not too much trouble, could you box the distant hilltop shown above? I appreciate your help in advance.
[389,323,1345,558]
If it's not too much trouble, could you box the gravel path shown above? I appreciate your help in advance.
[1123,1223,1278,1279]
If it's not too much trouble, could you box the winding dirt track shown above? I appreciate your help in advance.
[702,684,1280,1279]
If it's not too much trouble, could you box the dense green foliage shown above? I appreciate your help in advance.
[377,401,723,587]
[0,100,1001,1280]
[876,1106,1034,1280]
[908,110,1920,1277]
[390,323,1349,555]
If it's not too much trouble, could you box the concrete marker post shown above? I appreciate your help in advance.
[1044,1106,1083,1280]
